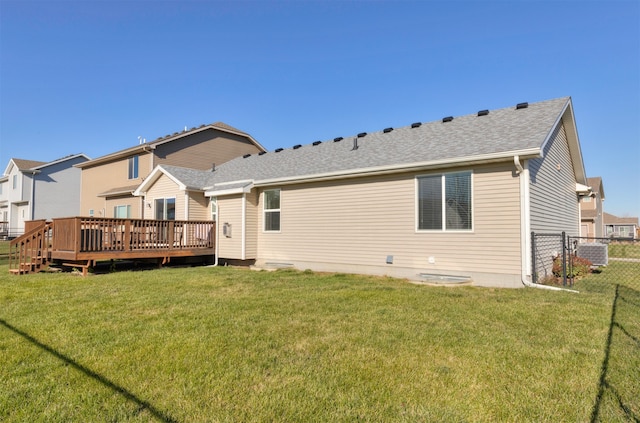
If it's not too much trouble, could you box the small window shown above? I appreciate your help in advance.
[12,175,17,189]
[417,172,472,231]
[128,155,139,179]
[210,197,217,222]
[89,209,94,217]
[114,205,131,218]
[582,196,592,203]
[263,189,281,232]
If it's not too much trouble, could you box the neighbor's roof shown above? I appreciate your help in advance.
[76,121,266,168]
[11,159,47,171]
[586,176,605,199]
[603,212,639,226]
[135,97,585,195]
[4,154,90,176]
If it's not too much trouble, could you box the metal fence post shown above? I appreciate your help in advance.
[531,231,536,284]
[562,231,567,286]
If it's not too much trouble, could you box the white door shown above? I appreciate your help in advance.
[16,204,29,235]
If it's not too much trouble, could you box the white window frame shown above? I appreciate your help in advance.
[154,197,176,220]
[416,171,473,232]
[128,155,139,180]
[114,205,131,218]
[263,189,281,232]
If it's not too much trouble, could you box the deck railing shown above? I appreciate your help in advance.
[51,217,215,254]
[9,220,52,274]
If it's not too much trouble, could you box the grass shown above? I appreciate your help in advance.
[0,241,9,266]
[608,242,640,259]
[0,263,637,422]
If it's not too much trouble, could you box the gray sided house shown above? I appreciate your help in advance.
[134,97,587,288]
[0,154,90,237]
[603,212,639,239]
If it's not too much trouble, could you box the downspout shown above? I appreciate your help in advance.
[241,193,246,261]
[515,156,578,292]
[213,203,219,266]
[184,192,189,220]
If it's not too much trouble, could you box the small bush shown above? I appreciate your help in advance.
[553,255,592,279]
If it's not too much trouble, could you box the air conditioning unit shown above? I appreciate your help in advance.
[576,243,608,266]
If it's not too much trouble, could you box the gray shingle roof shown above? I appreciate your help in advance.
[159,165,220,190]
[157,97,571,190]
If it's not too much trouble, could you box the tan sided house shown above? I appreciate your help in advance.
[77,122,266,219]
[579,176,605,238]
[133,97,588,288]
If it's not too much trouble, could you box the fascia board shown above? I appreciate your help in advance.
[204,183,254,197]
[133,165,187,196]
[252,149,542,187]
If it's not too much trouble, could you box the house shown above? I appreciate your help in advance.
[579,176,605,238]
[603,212,638,239]
[76,122,266,220]
[134,97,588,288]
[0,154,90,238]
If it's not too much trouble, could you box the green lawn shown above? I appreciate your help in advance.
[0,264,637,422]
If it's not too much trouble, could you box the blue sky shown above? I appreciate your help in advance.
[1,0,638,217]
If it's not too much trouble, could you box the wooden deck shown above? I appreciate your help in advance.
[9,217,216,275]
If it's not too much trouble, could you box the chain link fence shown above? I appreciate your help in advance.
[532,232,639,291]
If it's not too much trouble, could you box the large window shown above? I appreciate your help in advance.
[417,172,472,231]
[128,155,139,179]
[155,198,176,220]
[263,189,280,231]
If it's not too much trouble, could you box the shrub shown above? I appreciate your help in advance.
[552,255,592,279]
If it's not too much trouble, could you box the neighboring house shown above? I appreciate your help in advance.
[76,122,266,219]
[604,212,638,239]
[579,176,605,238]
[0,154,90,237]
[134,97,588,288]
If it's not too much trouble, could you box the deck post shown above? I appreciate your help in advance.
[124,220,131,252]
[168,221,175,249]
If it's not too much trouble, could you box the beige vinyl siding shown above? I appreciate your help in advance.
[529,123,580,235]
[80,153,152,217]
[218,194,244,258]
[146,174,184,219]
[244,191,259,259]
[187,191,209,221]
[256,163,522,279]
[154,128,262,170]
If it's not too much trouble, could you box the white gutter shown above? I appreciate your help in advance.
[515,155,578,292]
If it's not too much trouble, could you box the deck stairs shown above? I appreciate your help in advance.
[8,221,53,275]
